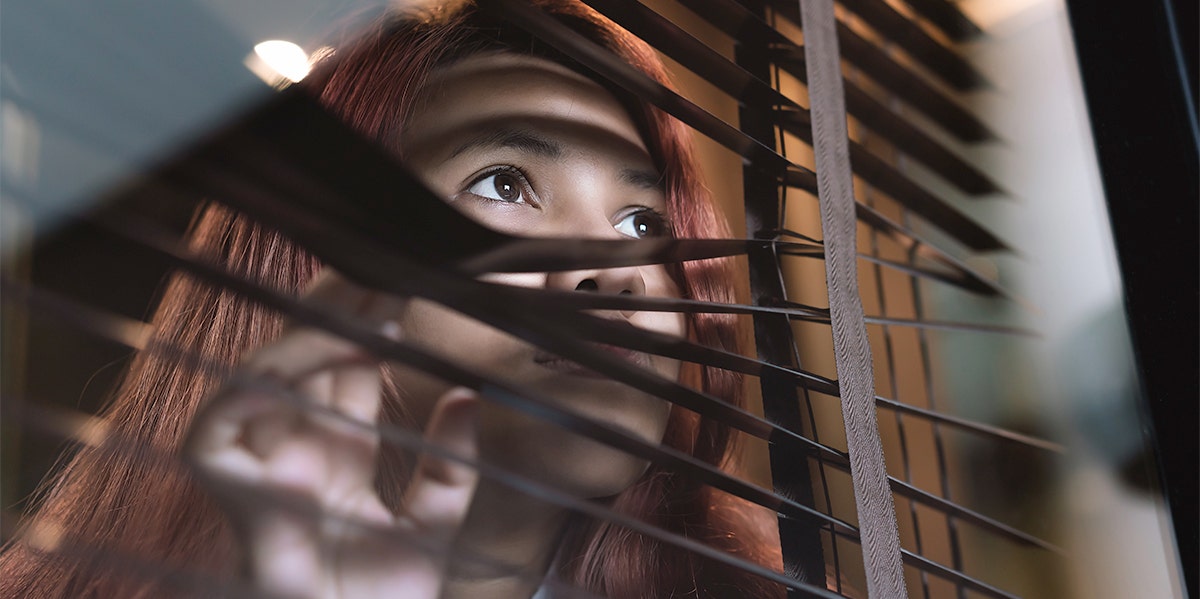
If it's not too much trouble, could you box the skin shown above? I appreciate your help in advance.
[187,53,687,599]
[399,52,683,498]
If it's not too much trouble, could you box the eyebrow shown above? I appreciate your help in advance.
[446,125,664,191]
[619,168,665,191]
[448,127,564,160]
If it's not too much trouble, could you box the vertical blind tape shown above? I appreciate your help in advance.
[798,0,907,596]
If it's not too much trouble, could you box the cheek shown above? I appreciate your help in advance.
[398,297,527,362]
[391,276,682,499]
[642,268,688,339]
[392,299,519,421]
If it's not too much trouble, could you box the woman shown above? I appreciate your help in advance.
[1,2,785,597]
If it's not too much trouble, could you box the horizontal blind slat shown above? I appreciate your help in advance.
[902,0,984,41]
[586,0,1002,197]
[767,0,988,90]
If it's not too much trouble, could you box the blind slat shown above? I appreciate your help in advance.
[768,0,988,90]
[584,0,1000,195]
[903,0,984,41]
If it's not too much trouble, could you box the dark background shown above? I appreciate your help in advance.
[1065,0,1199,595]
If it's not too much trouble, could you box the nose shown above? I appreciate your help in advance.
[546,265,646,318]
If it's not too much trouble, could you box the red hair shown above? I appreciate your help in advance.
[0,2,783,597]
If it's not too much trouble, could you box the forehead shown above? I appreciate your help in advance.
[403,53,648,159]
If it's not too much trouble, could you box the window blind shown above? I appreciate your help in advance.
[1,0,1189,597]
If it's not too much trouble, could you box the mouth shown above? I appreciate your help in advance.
[533,344,649,379]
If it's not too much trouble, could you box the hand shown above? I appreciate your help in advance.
[184,273,481,599]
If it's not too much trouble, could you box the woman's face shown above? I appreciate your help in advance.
[392,52,685,498]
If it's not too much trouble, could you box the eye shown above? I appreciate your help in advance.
[463,168,530,204]
[614,209,670,239]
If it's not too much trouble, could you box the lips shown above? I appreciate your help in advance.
[533,344,649,378]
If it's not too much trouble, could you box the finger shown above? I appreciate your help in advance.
[403,388,481,533]
[303,269,373,316]
[186,379,291,458]
[294,361,385,496]
[242,493,325,598]
[410,388,481,489]
[291,350,383,421]
[304,269,409,331]
[247,270,406,388]
[355,293,409,328]
[239,397,300,460]
[330,354,385,428]
[245,328,373,385]
[260,432,341,492]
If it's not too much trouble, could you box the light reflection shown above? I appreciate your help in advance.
[248,40,311,84]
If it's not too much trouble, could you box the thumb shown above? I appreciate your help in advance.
[402,387,482,534]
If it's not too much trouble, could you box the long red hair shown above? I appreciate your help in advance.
[0,2,783,597]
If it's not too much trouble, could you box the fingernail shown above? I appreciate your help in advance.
[442,388,481,433]
[379,320,403,341]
